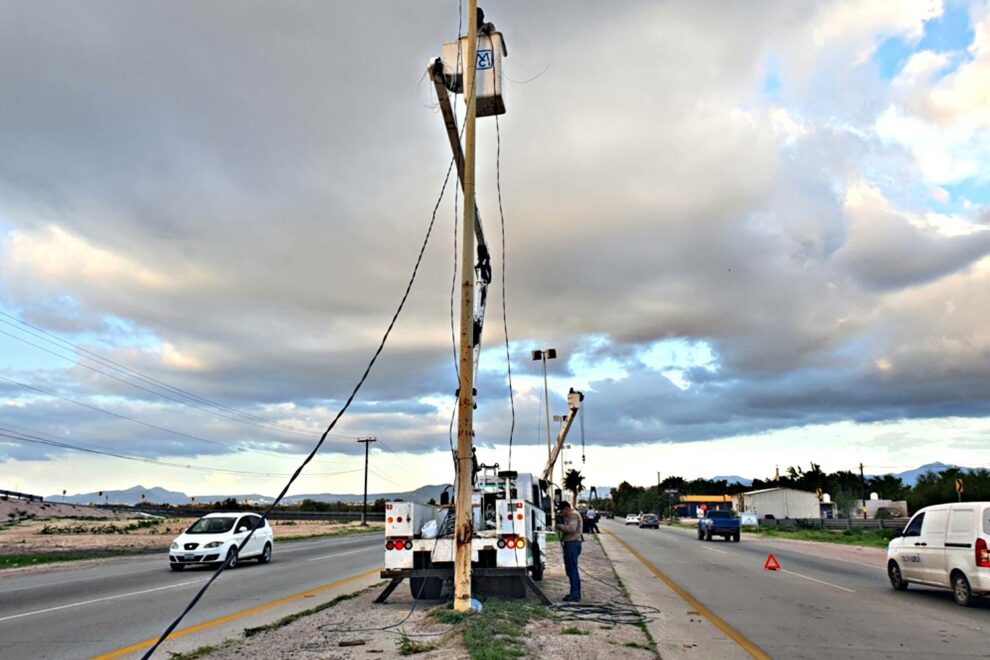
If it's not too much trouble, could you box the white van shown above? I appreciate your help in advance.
[886,502,990,606]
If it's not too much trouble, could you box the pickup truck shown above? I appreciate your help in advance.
[697,510,740,542]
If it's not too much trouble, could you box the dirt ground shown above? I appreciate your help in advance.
[0,500,381,557]
[199,534,656,660]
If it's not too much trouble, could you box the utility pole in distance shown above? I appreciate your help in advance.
[859,462,867,520]
[358,437,377,526]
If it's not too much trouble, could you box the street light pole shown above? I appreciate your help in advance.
[531,348,557,462]
[358,438,377,526]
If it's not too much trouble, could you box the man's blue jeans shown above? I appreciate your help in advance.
[562,540,582,600]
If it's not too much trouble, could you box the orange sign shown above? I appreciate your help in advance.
[764,553,781,571]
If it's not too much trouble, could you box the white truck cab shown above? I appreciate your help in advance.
[886,502,990,606]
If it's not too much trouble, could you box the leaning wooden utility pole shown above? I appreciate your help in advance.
[453,0,480,614]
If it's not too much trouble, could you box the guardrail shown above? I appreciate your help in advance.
[0,488,44,502]
[756,517,904,530]
[123,506,386,522]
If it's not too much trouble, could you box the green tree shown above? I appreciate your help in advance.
[563,469,585,507]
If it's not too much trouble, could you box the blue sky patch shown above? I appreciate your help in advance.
[873,3,974,80]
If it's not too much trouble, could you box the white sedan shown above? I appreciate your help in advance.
[169,512,273,571]
[625,514,641,526]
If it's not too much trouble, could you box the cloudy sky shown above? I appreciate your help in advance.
[2,1,989,498]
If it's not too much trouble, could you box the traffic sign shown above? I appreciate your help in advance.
[815,488,822,501]
[956,478,964,494]
[764,553,781,571]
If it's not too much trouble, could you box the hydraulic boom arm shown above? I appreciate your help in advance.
[541,389,584,483]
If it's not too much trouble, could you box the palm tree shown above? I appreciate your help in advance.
[563,469,585,507]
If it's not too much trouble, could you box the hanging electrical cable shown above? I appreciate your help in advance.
[494,111,516,470]
[139,154,458,660]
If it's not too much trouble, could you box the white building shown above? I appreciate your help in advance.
[735,487,820,519]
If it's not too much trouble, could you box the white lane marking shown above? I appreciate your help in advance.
[0,579,207,623]
[779,569,857,594]
[307,549,368,562]
[701,546,727,554]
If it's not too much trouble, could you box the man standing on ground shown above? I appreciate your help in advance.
[586,506,600,534]
[555,501,583,602]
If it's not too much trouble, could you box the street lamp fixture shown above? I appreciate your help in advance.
[532,348,557,462]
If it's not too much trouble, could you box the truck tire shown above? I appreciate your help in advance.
[732,532,740,542]
[698,528,704,540]
[531,541,544,582]
[705,529,713,542]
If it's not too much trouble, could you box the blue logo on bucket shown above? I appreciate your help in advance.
[476,49,493,70]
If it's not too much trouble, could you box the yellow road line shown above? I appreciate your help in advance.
[92,568,380,660]
[605,530,770,660]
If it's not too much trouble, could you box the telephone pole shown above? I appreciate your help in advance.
[859,462,867,520]
[358,437,376,526]
[453,0,480,614]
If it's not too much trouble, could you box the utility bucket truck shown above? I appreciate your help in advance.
[376,389,584,603]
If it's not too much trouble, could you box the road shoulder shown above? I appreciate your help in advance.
[598,528,757,660]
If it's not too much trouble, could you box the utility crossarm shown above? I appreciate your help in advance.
[429,59,492,382]
[541,389,585,483]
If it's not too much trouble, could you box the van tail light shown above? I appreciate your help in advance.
[976,538,989,568]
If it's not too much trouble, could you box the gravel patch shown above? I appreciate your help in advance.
[192,532,656,659]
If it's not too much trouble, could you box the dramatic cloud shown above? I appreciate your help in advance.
[1,1,988,492]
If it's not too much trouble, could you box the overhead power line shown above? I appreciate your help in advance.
[0,374,310,461]
[0,314,361,440]
[0,424,365,479]
[141,151,458,659]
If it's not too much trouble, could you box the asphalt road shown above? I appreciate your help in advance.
[605,520,990,659]
[0,533,382,660]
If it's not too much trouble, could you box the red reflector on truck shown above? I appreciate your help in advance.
[396,516,403,523]
[516,513,524,520]
[977,538,989,567]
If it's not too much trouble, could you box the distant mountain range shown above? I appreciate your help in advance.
[881,462,975,487]
[708,462,979,489]
[50,484,452,507]
[711,475,754,487]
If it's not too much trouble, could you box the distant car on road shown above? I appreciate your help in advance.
[698,510,741,542]
[639,513,660,529]
[887,502,990,606]
[169,512,273,571]
[625,513,641,526]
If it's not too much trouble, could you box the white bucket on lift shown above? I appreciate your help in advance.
[441,31,507,117]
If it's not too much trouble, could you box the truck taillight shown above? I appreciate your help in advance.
[516,513,524,520]
[386,540,395,551]
[394,539,405,551]
[515,502,524,509]
[386,504,392,510]
[497,539,506,549]
[515,538,525,549]
[977,538,989,568]
[387,517,394,523]
[396,516,403,523]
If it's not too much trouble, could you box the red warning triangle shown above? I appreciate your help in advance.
[764,553,781,571]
